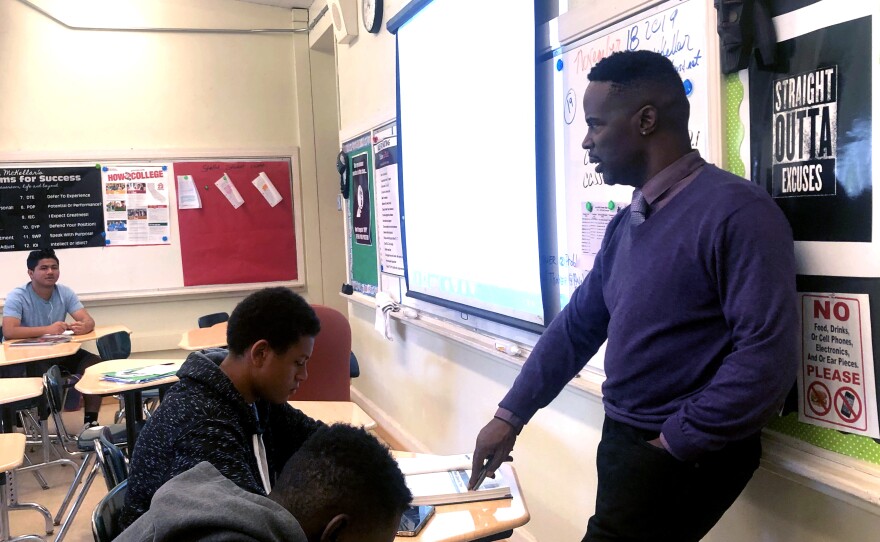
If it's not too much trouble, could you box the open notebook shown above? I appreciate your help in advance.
[397,454,512,506]
[101,362,182,384]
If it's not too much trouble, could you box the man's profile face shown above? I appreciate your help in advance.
[581,81,645,186]
[256,335,315,403]
[28,258,60,288]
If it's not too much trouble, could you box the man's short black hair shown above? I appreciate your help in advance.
[27,248,59,270]
[226,287,320,356]
[269,424,412,534]
[588,50,689,124]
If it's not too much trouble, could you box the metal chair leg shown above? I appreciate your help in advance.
[5,471,52,535]
[53,459,101,542]
[53,453,94,526]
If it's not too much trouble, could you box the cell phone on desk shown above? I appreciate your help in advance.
[397,505,435,537]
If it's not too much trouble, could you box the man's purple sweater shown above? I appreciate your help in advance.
[500,165,798,462]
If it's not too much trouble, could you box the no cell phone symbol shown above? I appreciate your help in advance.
[835,387,862,423]
[564,89,577,125]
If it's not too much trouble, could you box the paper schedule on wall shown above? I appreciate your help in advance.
[215,173,245,209]
[252,172,283,207]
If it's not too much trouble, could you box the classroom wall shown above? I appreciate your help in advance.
[330,0,880,540]
[0,0,347,349]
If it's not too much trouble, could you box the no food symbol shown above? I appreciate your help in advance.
[834,387,862,424]
[807,381,831,416]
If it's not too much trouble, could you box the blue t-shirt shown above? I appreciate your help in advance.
[3,283,84,327]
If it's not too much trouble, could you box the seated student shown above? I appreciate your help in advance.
[120,287,325,530]
[117,424,412,542]
[2,248,103,425]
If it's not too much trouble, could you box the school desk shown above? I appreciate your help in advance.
[0,378,55,537]
[391,453,529,542]
[68,324,132,343]
[178,322,227,351]
[76,358,182,451]
[287,400,377,430]
[0,341,81,367]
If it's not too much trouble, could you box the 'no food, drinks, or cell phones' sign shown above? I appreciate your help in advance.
[799,293,879,438]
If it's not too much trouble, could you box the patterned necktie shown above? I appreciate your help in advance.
[630,189,647,227]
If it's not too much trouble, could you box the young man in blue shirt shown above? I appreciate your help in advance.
[3,248,104,425]
[470,50,798,541]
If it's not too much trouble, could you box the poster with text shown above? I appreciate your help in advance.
[0,166,103,251]
[745,3,880,291]
[373,122,404,276]
[800,293,879,437]
[101,164,171,246]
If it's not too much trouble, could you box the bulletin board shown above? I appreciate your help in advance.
[0,152,303,300]
[343,133,379,296]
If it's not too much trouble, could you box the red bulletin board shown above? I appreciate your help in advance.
[173,159,299,287]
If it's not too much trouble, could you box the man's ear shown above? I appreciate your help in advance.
[27,269,34,279]
[248,339,271,368]
[319,514,350,542]
[636,104,658,135]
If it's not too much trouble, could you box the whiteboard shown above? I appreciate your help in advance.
[0,152,302,302]
[549,0,711,306]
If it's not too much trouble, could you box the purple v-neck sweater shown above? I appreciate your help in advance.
[500,165,798,461]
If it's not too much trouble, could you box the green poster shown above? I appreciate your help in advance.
[344,134,378,296]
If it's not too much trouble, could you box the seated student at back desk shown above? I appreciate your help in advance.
[120,287,326,530]
[2,248,103,426]
[117,424,412,542]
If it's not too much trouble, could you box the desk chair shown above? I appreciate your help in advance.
[95,332,160,422]
[91,480,127,542]
[291,305,351,401]
[349,352,360,379]
[198,312,229,329]
[54,427,128,542]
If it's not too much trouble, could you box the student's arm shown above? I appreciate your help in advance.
[2,316,68,339]
[266,403,326,478]
[68,308,95,335]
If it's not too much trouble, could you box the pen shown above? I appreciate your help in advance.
[472,455,493,490]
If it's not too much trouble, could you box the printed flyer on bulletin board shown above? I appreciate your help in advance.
[101,164,171,246]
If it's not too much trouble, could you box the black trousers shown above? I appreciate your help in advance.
[583,416,761,542]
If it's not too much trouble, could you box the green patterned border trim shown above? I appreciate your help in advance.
[722,73,746,177]
[768,413,880,465]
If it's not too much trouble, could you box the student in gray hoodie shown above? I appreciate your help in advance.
[117,424,412,542]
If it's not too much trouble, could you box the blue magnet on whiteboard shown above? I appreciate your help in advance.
[683,79,693,96]
[105,239,111,245]
[162,236,168,241]
[162,165,167,171]
[102,166,108,172]
[556,59,564,71]
[101,231,105,237]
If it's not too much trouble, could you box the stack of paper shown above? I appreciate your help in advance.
[397,454,512,506]
[101,363,182,384]
[9,335,72,347]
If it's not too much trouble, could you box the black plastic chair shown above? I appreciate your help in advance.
[91,480,128,542]
[198,312,229,329]
[349,352,360,378]
[96,332,132,361]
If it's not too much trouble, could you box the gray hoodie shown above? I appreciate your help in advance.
[116,461,307,542]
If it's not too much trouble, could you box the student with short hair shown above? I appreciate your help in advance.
[2,248,103,425]
[117,424,412,542]
[121,287,326,530]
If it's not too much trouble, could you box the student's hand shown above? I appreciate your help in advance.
[468,418,517,490]
[68,321,89,335]
[47,321,69,335]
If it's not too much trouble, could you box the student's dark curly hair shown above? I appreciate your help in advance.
[27,248,59,270]
[226,287,320,355]
[269,424,412,536]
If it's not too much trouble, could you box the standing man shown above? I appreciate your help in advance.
[469,50,798,541]
[3,248,104,426]
[121,287,326,530]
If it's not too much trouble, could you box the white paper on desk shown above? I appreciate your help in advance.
[177,175,202,209]
[252,172,283,207]
[215,173,245,209]
[396,454,473,476]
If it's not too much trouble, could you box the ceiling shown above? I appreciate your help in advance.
[234,0,314,9]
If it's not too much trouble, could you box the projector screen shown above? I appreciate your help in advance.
[389,0,544,331]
